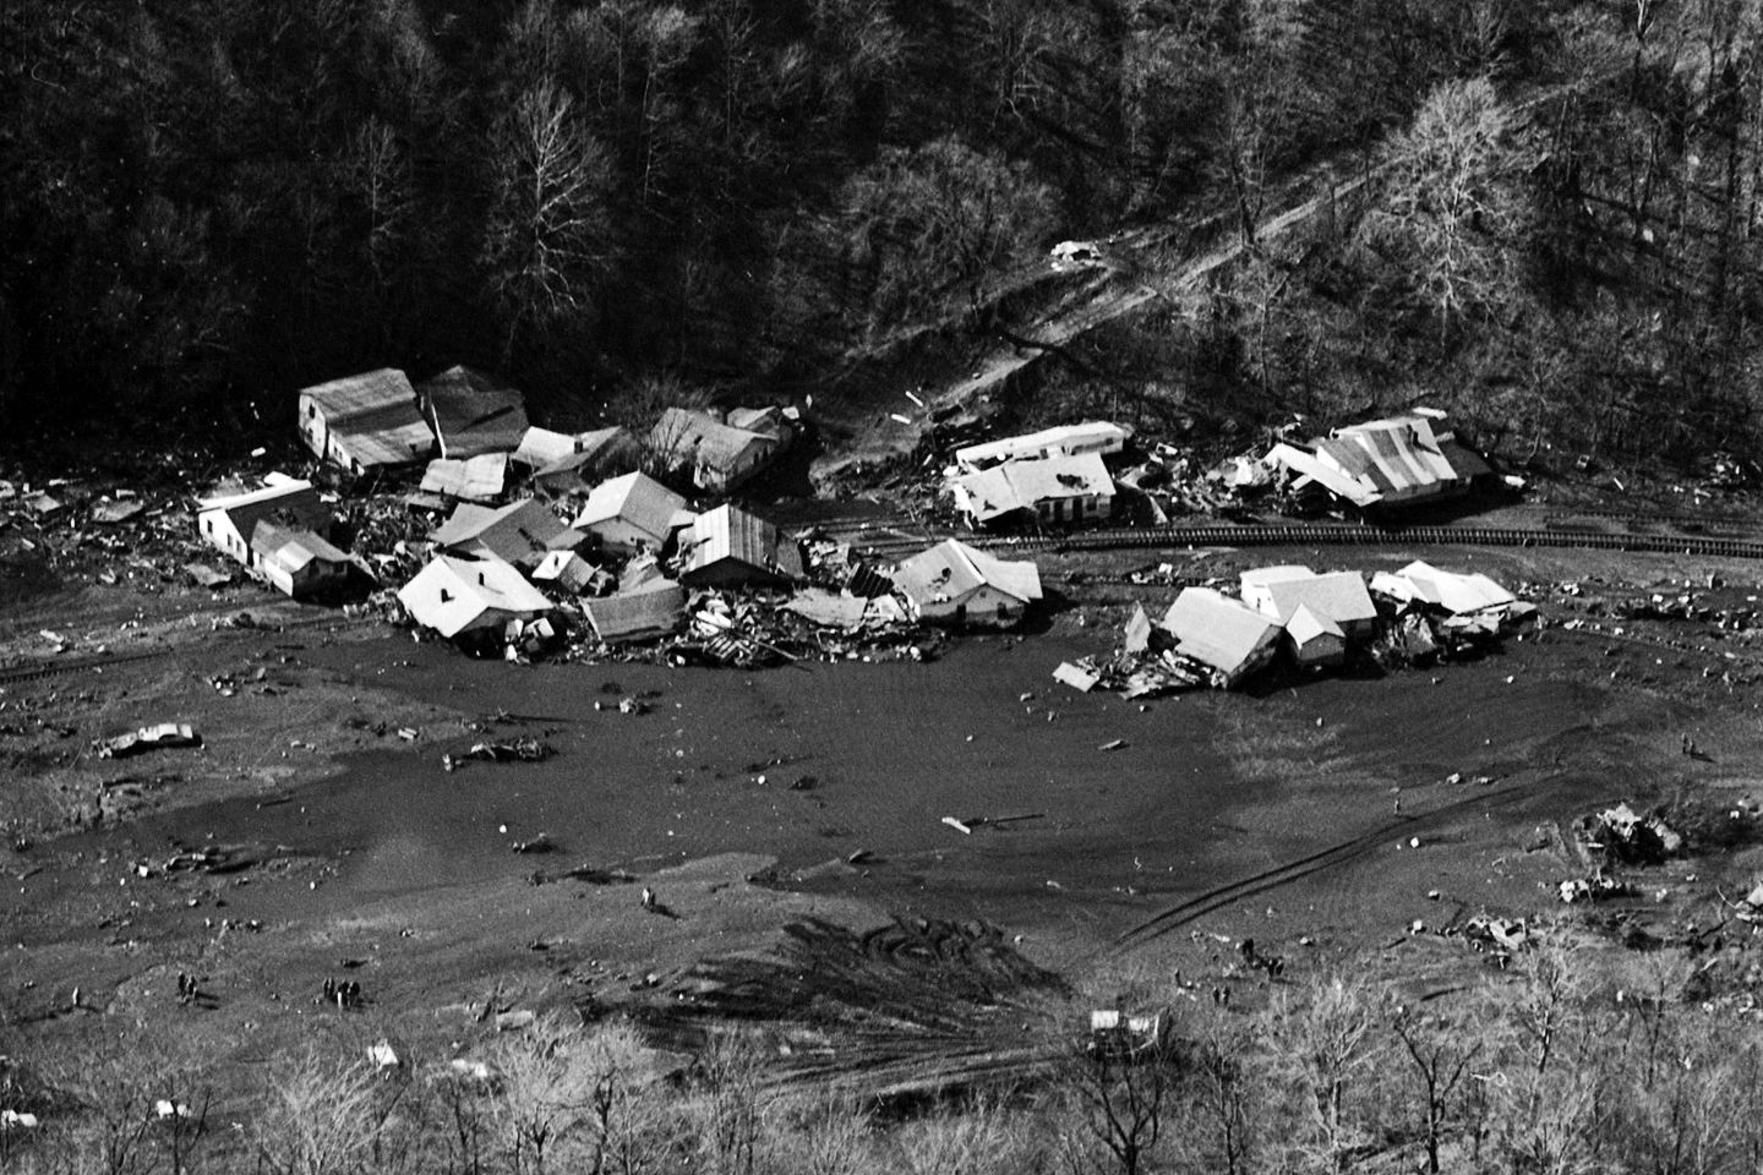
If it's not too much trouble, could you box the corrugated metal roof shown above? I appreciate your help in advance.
[300,368,432,469]
[678,504,802,584]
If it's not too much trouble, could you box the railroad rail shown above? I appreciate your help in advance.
[850,523,1763,561]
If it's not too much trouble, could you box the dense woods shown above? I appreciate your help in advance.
[5,0,1763,466]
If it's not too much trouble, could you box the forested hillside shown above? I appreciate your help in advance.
[3,0,1761,468]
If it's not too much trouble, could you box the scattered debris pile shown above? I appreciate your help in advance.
[1578,803,1685,866]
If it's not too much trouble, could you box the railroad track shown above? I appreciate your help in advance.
[848,523,1763,561]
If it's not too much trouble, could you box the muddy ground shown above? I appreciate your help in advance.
[5,530,1763,1105]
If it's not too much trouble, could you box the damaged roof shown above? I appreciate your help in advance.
[417,366,529,459]
[1266,413,1480,509]
[398,555,553,639]
[893,539,1042,607]
[1161,587,1281,680]
[952,452,1113,523]
[678,504,803,584]
[300,368,433,469]
[431,498,578,566]
[582,581,687,643]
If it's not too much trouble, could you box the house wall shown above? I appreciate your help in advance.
[199,509,250,565]
[1032,492,1111,526]
[914,584,1025,628]
[297,395,327,461]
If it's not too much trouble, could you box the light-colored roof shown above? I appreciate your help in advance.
[893,539,1041,608]
[300,369,432,468]
[1287,603,1345,643]
[514,426,637,472]
[572,472,690,545]
[1239,565,1315,593]
[955,422,1130,468]
[678,504,803,583]
[417,366,529,458]
[250,521,350,571]
[650,408,772,476]
[420,453,508,502]
[1374,560,1515,615]
[952,452,1113,522]
[397,555,552,638]
[582,581,686,642]
[1261,570,1378,628]
[1161,587,1280,677]
[531,550,597,592]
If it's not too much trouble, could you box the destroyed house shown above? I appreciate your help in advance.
[398,555,552,640]
[677,504,803,589]
[420,453,508,502]
[950,452,1114,528]
[417,366,529,459]
[649,407,784,493]
[582,581,687,643]
[297,368,433,474]
[893,539,1041,628]
[1265,413,1481,510]
[198,478,329,567]
[249,522,352,598]
[572,471,691,556]
[531,550,603,595]
[954,422,1130,471]
[1160,587,1280,688]
[431,499,580,568]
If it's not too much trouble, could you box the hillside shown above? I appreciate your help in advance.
[5,0,1762,478]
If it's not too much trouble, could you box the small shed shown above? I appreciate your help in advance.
[297,369,433,473]
[398,555,553,640]
[892,539,1041,628]
[572,472,692,556]
[1286,604,1346,668]
[531,550,605,595]
[677,504,803,589]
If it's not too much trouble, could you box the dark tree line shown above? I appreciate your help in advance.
[5,0,1761,467]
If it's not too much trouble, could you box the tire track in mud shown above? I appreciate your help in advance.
[1110,778,1540,954]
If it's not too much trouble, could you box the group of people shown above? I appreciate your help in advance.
[320,977,364,1010]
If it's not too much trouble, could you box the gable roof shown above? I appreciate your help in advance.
[1260,570,1378,629]
[416,366,529,459]
[300,368,433,468]
[572,472,691,544]
[893,539,1042,608]
[678,504,803,583]
[250,521,350,572]
[430,498,575,565]
[397,555,552,638]
[1373,560,1515,615]
[1161,587,1281,678]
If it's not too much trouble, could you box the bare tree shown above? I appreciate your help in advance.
[1389,1003,1483,1174]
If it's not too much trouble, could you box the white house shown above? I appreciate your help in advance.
[1160,587,1281,688]
[892,539,1041,628]
[649,407,788,493]
[572,472,692,556]
[250,522,353,598]
[398,555,553,640]
[197,477,352,598]
[1239,567,1379,641]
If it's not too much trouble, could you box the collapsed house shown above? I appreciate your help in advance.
[677,504,804,589]
[398,555,554,642]
[196,476,352,599]
[420,453,509,503]
[416,366,529,460]
[531,550,607,595]
[297,368,433,474]
[1160,587,1283,688]
[1370,560,1535,637]
[571,472,692,557]
[1263,412,1491,512]
[949,451,1115,529]
[581,580,687,643]
[892,539,1042,628]
[953,422,1131,472]
[649,407,792,493]
[431,499,582,569]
